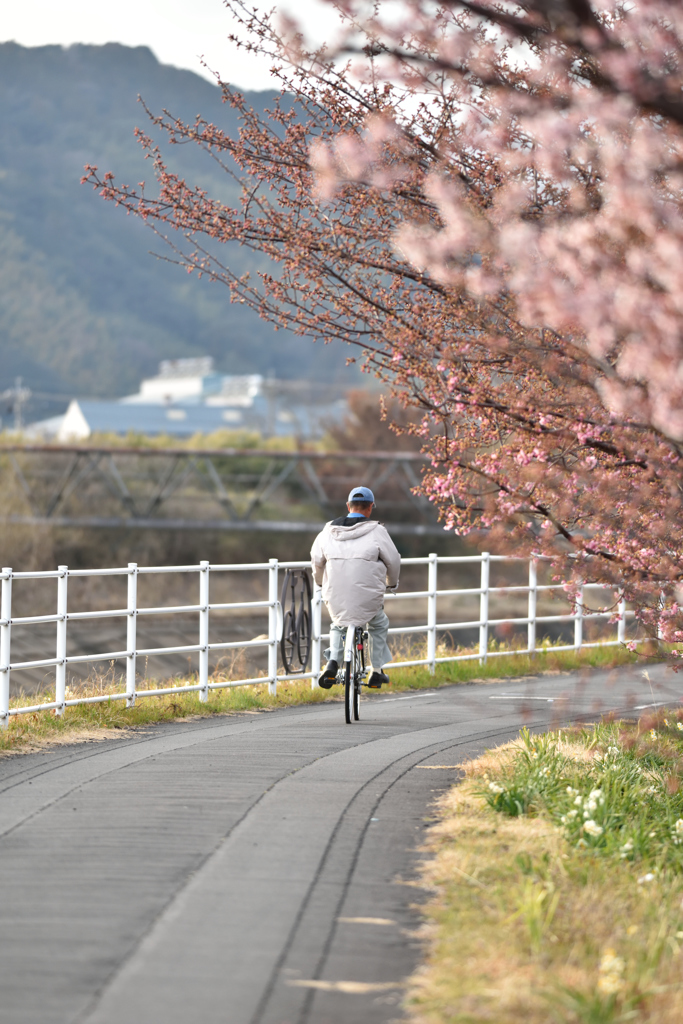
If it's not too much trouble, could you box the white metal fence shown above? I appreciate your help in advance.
[0,553,633,726]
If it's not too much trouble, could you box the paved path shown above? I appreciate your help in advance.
[0,663,678,1024]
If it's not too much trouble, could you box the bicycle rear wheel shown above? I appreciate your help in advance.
[353,629,365,721]
[344,644,355,725]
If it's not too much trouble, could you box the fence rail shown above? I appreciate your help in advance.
[0,552,635,726]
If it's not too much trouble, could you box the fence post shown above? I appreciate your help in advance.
[618,593,626,638]
[268,558,278,696]
[55,566,68,716]
[427,552,437,674]
[657,592,665,645]
[0,569,11,730]
[199,560,210,702]
[574,584,584,651]
[479,552,490,665]
[311,583,322,689]
[126,562,138,708]
[527,558,537,656]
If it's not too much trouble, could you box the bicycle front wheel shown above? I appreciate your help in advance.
[344,650,354,725]
[353,669,360,721]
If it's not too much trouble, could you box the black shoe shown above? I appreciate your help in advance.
[318,660,339,689]
[367,670,390,688]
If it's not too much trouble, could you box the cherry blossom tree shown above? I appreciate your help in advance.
[83,1,683,644]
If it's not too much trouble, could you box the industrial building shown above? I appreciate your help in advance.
[25,359,347,441]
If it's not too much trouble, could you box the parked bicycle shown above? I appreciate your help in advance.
[279,569,312,674]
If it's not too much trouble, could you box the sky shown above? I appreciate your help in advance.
[1,0,340,89]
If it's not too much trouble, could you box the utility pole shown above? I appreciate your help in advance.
[1,377,32,432]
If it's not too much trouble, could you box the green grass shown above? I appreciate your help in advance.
[0,640,644,754]
[386,637,642,689]
[483,720,683,870]
[407,711,683,1024]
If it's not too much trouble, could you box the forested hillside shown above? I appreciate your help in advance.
[0,42,349,414]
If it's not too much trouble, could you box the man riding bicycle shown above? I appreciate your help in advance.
[311,486,401,689]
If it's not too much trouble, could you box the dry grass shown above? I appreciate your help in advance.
[0,640,643,755]
[407,718,683,1024]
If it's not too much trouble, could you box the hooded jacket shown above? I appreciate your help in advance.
[310,519,401,626]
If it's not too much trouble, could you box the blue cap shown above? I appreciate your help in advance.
[347,486,375,503]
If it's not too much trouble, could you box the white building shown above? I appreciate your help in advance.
[26,358,346,442]
[120,357,262,408]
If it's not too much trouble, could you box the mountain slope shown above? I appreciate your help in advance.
[0,42,350,410]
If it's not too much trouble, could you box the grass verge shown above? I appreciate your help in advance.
[0,640,642,755]
[407,710,683,1024]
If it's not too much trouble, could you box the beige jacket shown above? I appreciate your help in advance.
[310,519,401,626]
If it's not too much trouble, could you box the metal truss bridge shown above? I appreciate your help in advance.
[0,444,443,535]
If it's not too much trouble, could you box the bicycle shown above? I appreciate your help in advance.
[280,569,312,674]
[340,624,368,724]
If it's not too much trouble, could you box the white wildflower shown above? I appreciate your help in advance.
[574,795,583,806]
[597,948,625,996]
[620,839,634,859]
[637,873,656,884]
[672,820,683,845]
[583,790,603,814]
[488,782,504,795]
[677,722,683,732]
[583,820,603,838]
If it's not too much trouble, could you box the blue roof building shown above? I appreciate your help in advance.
[25,357,348,441]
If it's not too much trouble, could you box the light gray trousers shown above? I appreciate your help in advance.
[325,607,392,671]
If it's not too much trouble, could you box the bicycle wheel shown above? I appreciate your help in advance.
[353,630,366,721]
[344,645,354,725]
[280,610,296,673]
[297,610,311,667]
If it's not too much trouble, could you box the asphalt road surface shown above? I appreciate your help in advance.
[0,663,678,1024]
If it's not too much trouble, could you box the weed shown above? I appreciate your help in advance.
[508,876,560,954]
[407,711,683,1024]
